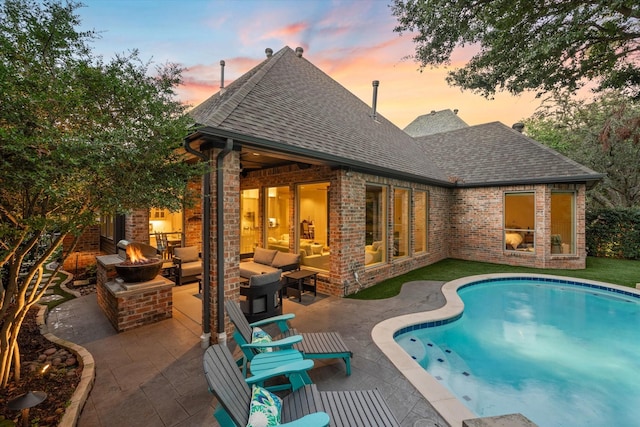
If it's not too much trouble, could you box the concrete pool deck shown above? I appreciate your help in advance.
[47,279,453,426]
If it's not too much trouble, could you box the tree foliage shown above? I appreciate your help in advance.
[0,0,204,388]
[524,91,640,209]
[391,0,640,98]
[586,208,640,259]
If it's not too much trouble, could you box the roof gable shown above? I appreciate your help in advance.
[189,46,449,184]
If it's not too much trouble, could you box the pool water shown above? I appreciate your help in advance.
[395,279,640,427]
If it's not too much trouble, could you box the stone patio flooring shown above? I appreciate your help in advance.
[47,280,451,426]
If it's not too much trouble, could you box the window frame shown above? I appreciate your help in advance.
[503,191,536,253]
[364,184,387,267]
[413,190,428,254]
[393,187,410,259]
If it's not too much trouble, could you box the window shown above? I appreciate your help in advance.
[100,214,114,239]
[414,191,428,253]
[394,188,409,258]
[297,182,330,271]
[551,192,575,254]
[149,208,183,249]
[241,189,259,255]
[504,192,535,252]
[265,186,290,251]
[365,185,387,265]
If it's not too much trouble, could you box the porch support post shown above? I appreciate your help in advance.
[209,144,241,343]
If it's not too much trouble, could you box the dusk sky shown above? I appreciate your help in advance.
[78,0,545,128]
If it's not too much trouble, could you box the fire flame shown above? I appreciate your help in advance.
[126,244,148,263]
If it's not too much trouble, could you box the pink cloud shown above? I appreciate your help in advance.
[263,22,308,39]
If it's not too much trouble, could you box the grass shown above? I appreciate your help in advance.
[39,269,76,310]
[349,257,640,300]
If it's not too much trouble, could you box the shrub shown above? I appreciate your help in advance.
[586,208,640,259]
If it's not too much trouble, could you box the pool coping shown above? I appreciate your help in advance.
[371,273,640,427]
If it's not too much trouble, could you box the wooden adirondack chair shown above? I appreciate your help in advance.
[225,299,353,376]
[203,344,400,427]
[203,344,329,427]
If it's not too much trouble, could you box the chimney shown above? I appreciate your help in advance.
[295,47,304,57]
[219,60,225,94]
[371,80,379,121]
[265,48,273,58]
[512,122,525,133]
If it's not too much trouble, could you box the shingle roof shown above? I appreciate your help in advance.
[415,122,603,187]
[403,109,469,137]
[189,46,450,185]
[189,46,601,188]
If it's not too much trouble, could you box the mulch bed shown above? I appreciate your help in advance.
[0,308,82,426]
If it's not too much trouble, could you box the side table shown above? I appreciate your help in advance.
[284,269,317,302]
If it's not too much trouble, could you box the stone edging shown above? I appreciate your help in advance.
[35,273,95,427]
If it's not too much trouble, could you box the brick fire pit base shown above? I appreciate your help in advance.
[97,276,173,332]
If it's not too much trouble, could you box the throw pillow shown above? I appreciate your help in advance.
[253,247,278,265]
[272,251,300,269]
[247,384,282,427]
[311,245,323,255]
[251,327,273,353]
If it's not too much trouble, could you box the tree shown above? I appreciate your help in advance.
[391,0,640,98]
[0,0,204,388]
[524,91,640,208]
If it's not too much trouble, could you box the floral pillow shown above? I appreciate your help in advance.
[247,384,282,427]
[252,327,273,353]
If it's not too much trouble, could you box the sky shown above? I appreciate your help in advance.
[76,0,545,128]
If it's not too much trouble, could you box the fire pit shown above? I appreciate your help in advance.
[115,242,163,282]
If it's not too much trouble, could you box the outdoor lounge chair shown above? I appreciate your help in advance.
[204,343,400,427]
[225,299,353,376]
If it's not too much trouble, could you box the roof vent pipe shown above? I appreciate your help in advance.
[371,80,379,121]
[454,109,459,115]
[265,48,273,58]
[219,60,225,94]
[295,46,304,57]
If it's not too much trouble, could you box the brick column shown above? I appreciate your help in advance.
[332,170,365,296]
[207,147,241,343]
[125,209,149,243]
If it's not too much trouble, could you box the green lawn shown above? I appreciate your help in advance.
[349,257,640,300]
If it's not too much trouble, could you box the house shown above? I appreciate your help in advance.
[82,46,601,341]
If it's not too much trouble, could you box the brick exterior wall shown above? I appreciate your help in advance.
[126,210,150,244]
[100,151,590,342]
[240,165,452,296]
[450,183,586,269]
[62,225,102,273]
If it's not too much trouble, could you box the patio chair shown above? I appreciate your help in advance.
[172,246,202,286]
[225,300,353,376]
[204,344,400,427]
[240,270,284,323]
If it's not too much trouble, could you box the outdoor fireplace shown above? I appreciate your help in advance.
[114,242,163,282]
[96,240,173,332]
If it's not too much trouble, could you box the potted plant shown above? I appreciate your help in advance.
[551,234,562,254]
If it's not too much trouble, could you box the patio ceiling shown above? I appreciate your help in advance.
[239,145,329,174]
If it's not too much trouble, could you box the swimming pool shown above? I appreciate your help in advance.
[372,274,640,427]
